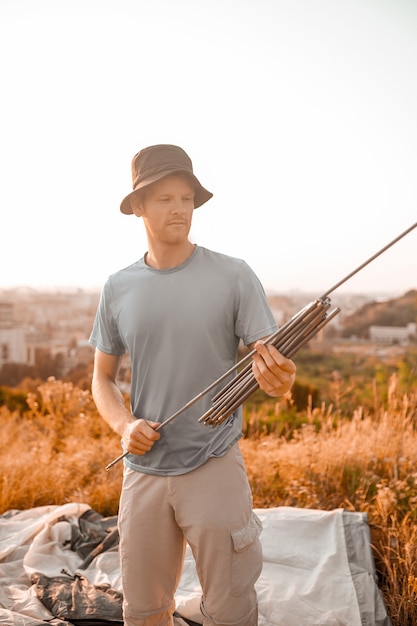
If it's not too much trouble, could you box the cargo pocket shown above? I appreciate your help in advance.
[230,512,263,597]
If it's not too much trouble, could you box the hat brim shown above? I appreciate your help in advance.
[120,170,213,215]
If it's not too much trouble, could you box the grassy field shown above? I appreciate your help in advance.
[1,372,417,625]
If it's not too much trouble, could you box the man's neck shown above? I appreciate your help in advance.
[145,241,196,270]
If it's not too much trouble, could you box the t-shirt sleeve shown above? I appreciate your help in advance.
[234,261,278,345]
[89,280,126,355]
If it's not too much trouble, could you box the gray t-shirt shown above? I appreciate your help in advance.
[89,245,277,475]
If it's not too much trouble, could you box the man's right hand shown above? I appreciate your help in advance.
[122,419,161,455]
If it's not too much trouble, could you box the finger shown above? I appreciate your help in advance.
[252,359,287,389]
[252,364,294,397]
[254,342,296,374]
[252,346,296,396]
[125,420,161,454]
[132,419,161,441]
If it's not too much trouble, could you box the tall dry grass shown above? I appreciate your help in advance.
[241,373,417,625]
[1,374,417,625]
[0,378,124,515]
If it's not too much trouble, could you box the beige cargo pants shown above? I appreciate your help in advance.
[118,443,263,626]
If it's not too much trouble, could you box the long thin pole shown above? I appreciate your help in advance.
[320,222,417,299]
[104,301,327,470]
[105,220,417,470]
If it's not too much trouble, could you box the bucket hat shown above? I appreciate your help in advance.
[120,144,213,214]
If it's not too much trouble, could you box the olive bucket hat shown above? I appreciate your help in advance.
[120,144,213,214]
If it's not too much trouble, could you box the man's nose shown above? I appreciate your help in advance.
[171,199,186,213]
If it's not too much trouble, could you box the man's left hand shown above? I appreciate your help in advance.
[251,341,296,397]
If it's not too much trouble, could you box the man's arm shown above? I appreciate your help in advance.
[248,340,296,398]
[91,348,160,455]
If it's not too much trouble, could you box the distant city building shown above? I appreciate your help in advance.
[369,323,416,344]
[0,302,13,325]
[0,301,36,367]
[0,291,98,374]
[0,326,34,368]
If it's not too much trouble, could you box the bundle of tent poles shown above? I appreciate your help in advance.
[199,297,338,426]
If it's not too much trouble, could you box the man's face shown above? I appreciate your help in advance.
[132,175,195,246]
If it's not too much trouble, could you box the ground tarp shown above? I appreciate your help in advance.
[0,503,392,626]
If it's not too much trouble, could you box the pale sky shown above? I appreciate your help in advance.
[1,0,416,298]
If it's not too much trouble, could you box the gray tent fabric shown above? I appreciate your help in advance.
[341,510,390,626]
[0,503,392,626]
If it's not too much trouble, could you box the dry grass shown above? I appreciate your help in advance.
[241,374,417,625]
[1,374,417,625]
[0,378,124,516]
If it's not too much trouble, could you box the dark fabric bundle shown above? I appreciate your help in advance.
[31,571,123,625]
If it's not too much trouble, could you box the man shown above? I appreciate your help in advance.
[89,144,296,626]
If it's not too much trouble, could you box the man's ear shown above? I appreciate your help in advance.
[131,194,144,217]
